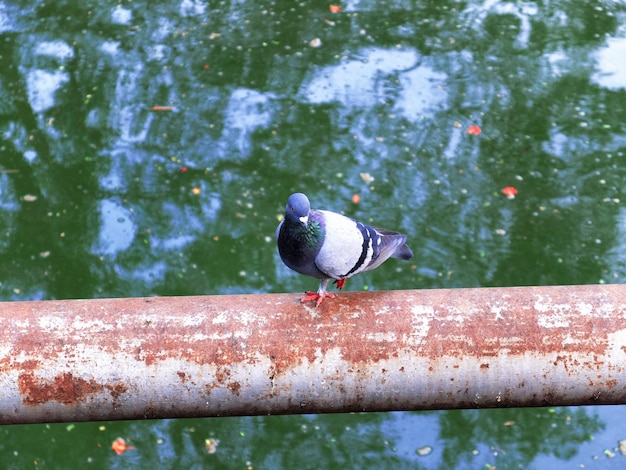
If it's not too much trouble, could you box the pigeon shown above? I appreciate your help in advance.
[276,192,414,306]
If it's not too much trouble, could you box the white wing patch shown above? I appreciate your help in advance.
[315,210,374,279]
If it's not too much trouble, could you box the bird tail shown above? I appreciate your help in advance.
[392,240,414,260]
[367,228,414,271]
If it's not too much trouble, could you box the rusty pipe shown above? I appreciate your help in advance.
[1,285,626,424]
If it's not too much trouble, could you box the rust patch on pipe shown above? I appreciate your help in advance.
[228,381,242,395]
[106,382,128,409]
[106,382,128,400]
[18,372,103,405]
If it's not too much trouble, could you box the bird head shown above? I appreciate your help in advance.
[285,192,310,226]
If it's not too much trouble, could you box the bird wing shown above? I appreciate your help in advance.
[313,210,376,279]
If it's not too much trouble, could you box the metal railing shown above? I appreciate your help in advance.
[1,284,625,424]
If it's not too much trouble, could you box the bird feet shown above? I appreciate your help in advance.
[333,278,347,289]
[301,291,335,307]
[300,278,346,306]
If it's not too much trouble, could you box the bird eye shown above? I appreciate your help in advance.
[290,206,294,212]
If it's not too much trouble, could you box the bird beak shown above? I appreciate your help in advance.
[299,215,308,226]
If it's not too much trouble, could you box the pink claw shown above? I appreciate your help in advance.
[301,291,336,306]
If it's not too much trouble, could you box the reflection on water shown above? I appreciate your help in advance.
[0,0,625,467]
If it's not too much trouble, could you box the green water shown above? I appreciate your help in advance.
[1,0,626,468]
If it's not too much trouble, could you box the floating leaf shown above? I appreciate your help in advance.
[359,172,375,184]
[416,445,432,456]
[467,125,481,135]
[501,186,518,199]
[111,437,135,455]
[205,438,219,454]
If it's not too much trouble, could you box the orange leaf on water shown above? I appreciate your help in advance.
[501,186,518,199]
[329,5,341,13]
[466,125,481,135]
[111,437,135,455]
[351,194,361,204]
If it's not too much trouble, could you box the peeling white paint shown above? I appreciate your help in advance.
[70,318,114,331]
[234,330,251,340]
[188,333,211,341]
[374,306,393,316]
[365,332,397,343]
[576,302,593,317]
[489,301,510,320]
[38,316,66,331]
[534,294,573,328]
[235,309,262,327]
[608,329,626,362]
[408,305,435,345]
[598,302,617,318]
[0,344,12,358]
[182,314,206,327]
[537,314,570,329]
[212,311,228,324]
